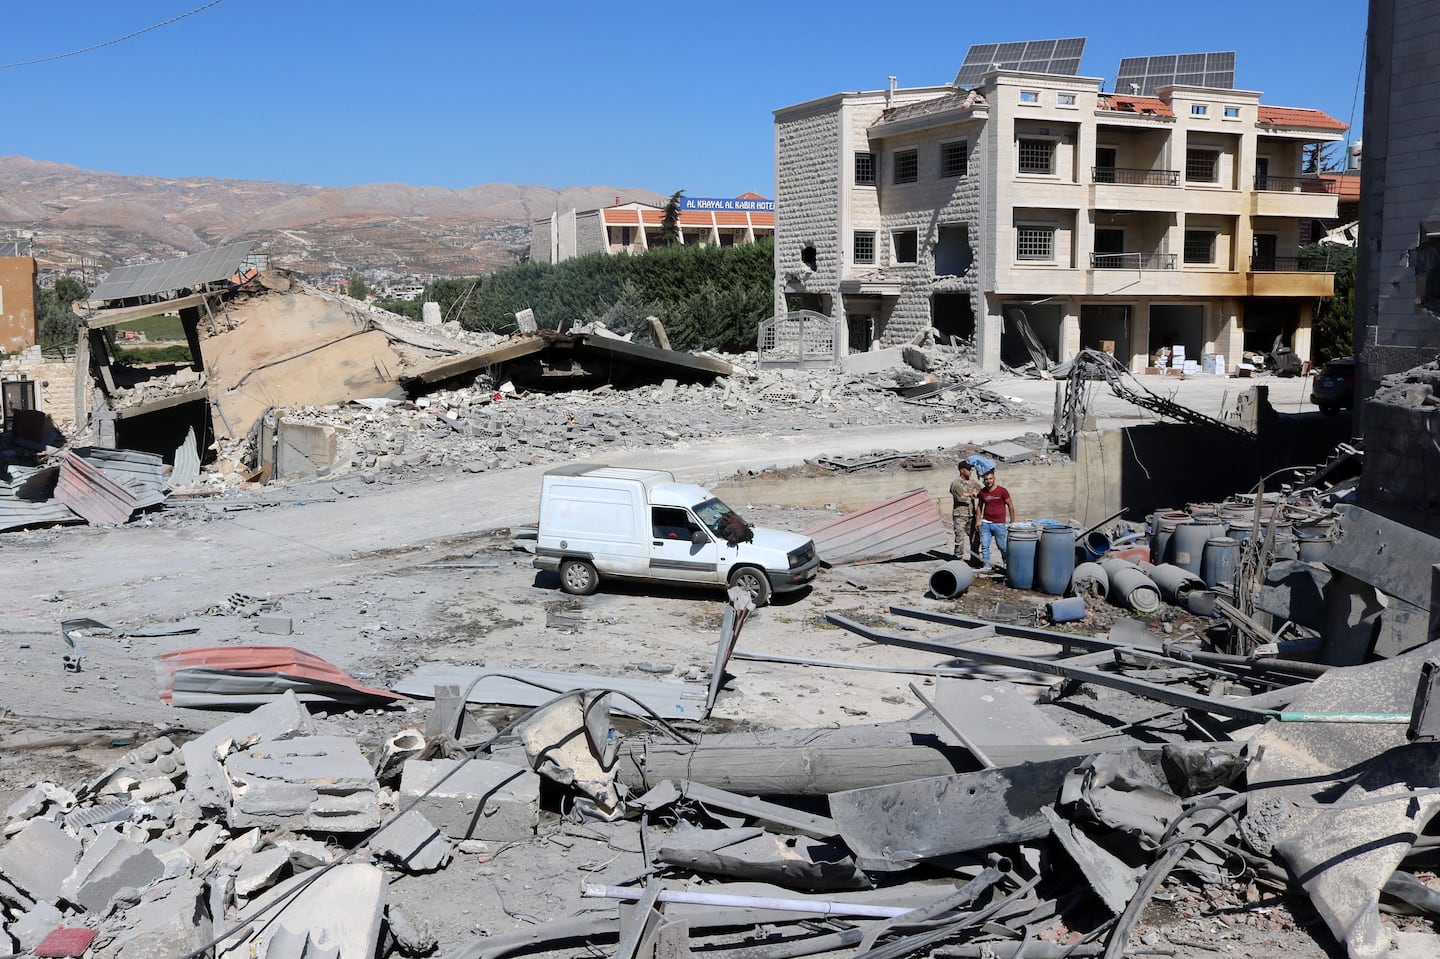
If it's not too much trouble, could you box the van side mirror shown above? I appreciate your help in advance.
[691,529,709,546]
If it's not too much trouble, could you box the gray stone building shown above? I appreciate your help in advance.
[774,63,1347,373]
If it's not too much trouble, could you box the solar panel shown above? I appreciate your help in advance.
[1114,52,1236,97]
[91,240,255,303]
[953,37,1088,88]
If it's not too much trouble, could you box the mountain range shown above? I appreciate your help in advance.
[0,156,667,280]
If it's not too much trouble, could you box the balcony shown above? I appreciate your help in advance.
[1249,254,1334,272]
[1253,175,1337,194]
[1091,252,1177,270]
[1093,166,1180,186]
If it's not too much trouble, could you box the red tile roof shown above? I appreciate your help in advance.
[1257,105,1348,132]
[714,212,751,226]
[603,210,640,225]
[1319,172,1362,199]
[1098,95,1174,118]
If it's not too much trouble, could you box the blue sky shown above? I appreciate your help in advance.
[1,0,1367,197]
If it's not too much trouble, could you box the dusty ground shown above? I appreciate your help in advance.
[0,371,1375,959]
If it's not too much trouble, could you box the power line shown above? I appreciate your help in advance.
[0,1,224,71]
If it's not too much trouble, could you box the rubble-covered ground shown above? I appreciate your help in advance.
[4,372,1392,959]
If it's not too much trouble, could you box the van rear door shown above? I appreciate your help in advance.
[648,506,721,583]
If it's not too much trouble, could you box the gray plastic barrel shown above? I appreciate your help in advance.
[1226,519,1254,544]
[1148,563,1205,604]
[1107,566,1162,613]
[1296,528,1333,565]
[1150,511,1189,565]
[1005,523,1040,590]
[1200,537,1239,587]
[1036,521,1077,596]
[1071,562,1109,598]
[1171,520,1224,576]
[930,561,976,599]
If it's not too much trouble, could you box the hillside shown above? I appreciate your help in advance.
[0,156,666,278]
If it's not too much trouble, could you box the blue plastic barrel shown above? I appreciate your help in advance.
[1150,511,1189,565]
[1036,521,1077,596]
[1200,537,1239,587]
[1172,520,1224,576]
[1005,523,1040,590]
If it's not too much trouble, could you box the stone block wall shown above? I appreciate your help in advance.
[774,103,843,315]
[1358,363,1440,538]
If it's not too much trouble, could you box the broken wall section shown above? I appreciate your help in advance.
[1359,361,1440,539]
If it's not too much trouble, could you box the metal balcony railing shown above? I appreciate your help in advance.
[1252,175,1338,194]
[1249,255,1335,273]
[1091,252,1177,270]
[1093,166,1181,186]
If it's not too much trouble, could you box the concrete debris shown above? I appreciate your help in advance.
[224,736,381,832]
[219,863,387,959]
[365,811,451,874]
[397,759,539,841]
[59,827,167,912]
[180,690,318,811]
[0,818,81,901]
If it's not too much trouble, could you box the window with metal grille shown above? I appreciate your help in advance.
[893,230,918,263]
[853,231,876,264]
[1186,149,1219,182]
[855,152,876,185]
[1184,230,1216,263]
[1016,226,1054,260]
[894,149,918,184]
[941,141,967,178]
[1018,138,1055,175]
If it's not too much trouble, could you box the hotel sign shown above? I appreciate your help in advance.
[680,197,774,212]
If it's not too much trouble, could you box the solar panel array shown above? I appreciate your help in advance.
[1113,52,1236,97]
[91,240,255,303]
[953,38,1087,88]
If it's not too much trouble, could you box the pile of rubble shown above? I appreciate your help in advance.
[220,343,1028,484]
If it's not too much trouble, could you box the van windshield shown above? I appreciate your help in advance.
[694,497,753,544]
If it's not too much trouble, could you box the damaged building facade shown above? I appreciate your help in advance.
[773,47,1348,372]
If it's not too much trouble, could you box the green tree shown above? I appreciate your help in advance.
[659,190,684,247]
[1303,143,1339,174]
[38,276,89,348]
[1305,241,1356,364]
[347,273,369,300]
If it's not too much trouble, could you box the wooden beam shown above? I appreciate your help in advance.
[78,292,214,329]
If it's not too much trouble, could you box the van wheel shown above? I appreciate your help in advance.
[559,559,599,596]
[729,566,772,607]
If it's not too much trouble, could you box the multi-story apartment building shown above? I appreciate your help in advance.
[533,194,775,265]
[774,65,1347,372]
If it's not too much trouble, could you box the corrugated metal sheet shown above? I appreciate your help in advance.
[0,464,82,532]
[170,429,201,486]
[393,665,709,719]
[156,646,405,708]
[55,452,138,526]
[805,488,950,566]
[74,447,167,509]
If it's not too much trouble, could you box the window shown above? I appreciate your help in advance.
[855,152,876,185]
[652,506,700,542]
[1184,230,1217,264]
[1223,105,1241,119]
[853,231,876,264]
[1018,138,1056,174]
[1020,90,1041,104]
[893,230,918,264]
[1186,148,1219,183]
[941,141,967,178]
[1016,226,1055,261]
[894,149,918,184]
[1191,104,1208,116]
[620,227,632,245]
[1057,92,1077,106]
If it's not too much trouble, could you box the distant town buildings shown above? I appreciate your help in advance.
[532,195,776,265]
[773,45,1348,372]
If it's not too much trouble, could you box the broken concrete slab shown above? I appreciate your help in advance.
[179,690,317,812]
[107,877,213,959]
[931,678,1079,748]
[220,862,387,959]
[657,824,869,891]
[840,347,905,375]
[60,827,165,913]
[398,759,539,841]
[8,901,63,952]
[224,736,381,832]
[234,846,290,899]
[514,691,620,814]
[0,818,82,902]
[366,810,451,874]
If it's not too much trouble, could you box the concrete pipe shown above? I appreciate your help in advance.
[930,561,976,599]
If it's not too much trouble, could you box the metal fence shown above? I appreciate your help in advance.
[756,311,841,370]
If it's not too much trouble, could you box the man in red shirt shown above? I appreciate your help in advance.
[976,471,1017,570]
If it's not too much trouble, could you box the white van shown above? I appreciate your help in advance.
[533,464,820,605]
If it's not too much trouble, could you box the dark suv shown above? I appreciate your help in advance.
[1311,357,1356,415]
